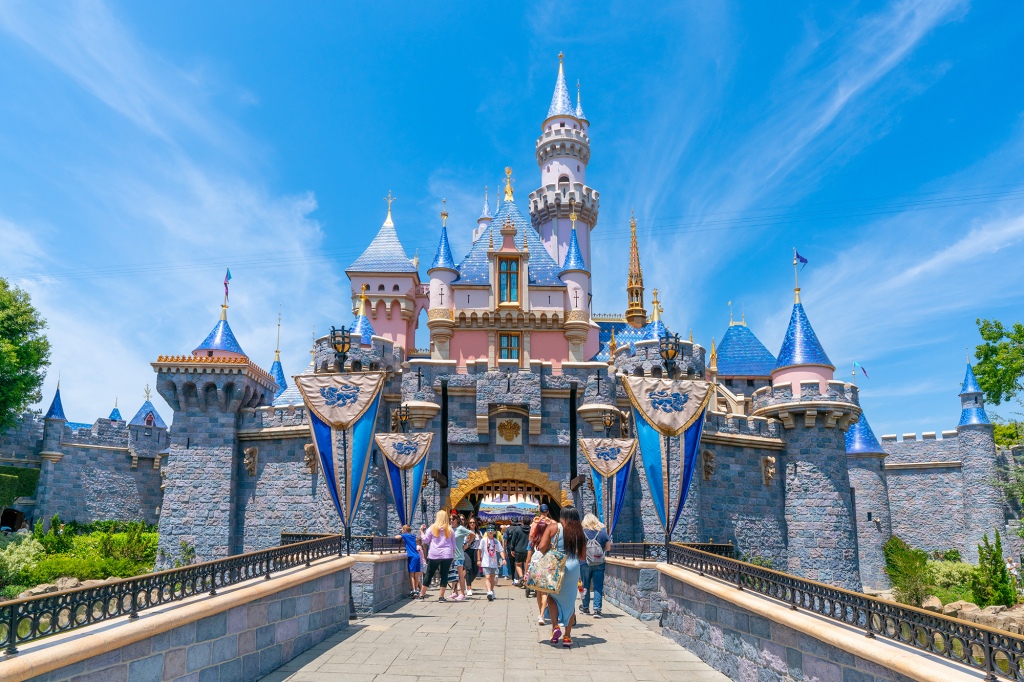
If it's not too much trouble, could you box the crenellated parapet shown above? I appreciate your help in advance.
[751,380,860,430]
[528,183,599,230]
[534,126,591,164]
[611,339,706,388]
[153,355,278,414]
[311,335,402,374]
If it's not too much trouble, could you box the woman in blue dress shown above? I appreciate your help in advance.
[536,506,587,648]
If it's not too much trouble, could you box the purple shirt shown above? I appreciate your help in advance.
[422,527,456,560]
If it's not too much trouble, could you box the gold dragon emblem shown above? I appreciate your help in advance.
[497,419,521,443]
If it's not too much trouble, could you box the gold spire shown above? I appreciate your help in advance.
[608,326,617,355]
[310,325,316,362]
[413,248,419,269]
[792,249,801,304]
[360,284,370,316]
[220,304,228,321]
[503,167,514,202]
[441,198,448,227]
[710,337,717,370]
[651,289,661,321]
[558,51,564,64]
[275,309,282,362]
[384,191,396,227]
[569,197,578,229]
[689,328,693,343]
[625,210,647,329]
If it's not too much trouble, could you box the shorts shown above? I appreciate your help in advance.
[482,566,499,576]
[407,555,422,573]
[453,558,465,568]
[423,558,453,588]
[514,551,528,564]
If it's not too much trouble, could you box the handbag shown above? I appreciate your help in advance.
[526,526,567,594]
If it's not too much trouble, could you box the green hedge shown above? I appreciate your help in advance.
[0,475,18,508]
[0,466,39,501]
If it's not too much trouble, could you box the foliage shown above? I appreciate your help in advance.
[37,514,74,555]
[0,584,28,600]
[930,560,977,604]
[929,549,962,563]
[975,319,1024,406]
[740,553,774,569]
[0,475,18,509]
[18,555,139,585]
[76,520,157,535]
[970,530,1017,608]
[158,540,196,569]
[883,535,934,607]
[98,522,157,564]
[993,418,1024,447]
[0,535,43,586]
[0,466,40,502]
[0,278,51,431]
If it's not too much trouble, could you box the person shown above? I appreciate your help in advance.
[451,515,475,601]
[465,517,481,596]
[504,519,523,585]
[396,524,423,598]
[528,505,553,625]
[512,518,531,585]
[579,513,611,617]
[418,510,456,602]
[536,506,586,648]
[478,523,504,601]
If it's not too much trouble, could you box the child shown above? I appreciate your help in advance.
[478,524,504,601]
[397,524,422,598]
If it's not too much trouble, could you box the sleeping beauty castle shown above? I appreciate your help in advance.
[1,56,1017,593]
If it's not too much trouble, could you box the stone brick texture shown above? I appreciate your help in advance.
[847,456,892,590]
[32,565,351,682]
[350,554,407,613]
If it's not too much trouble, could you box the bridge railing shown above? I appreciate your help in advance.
[0,532,404,655]
[608,542,1023,681]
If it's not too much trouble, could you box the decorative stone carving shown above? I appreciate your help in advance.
[702,450,715,481]
[243,447,258,476]
[762,456,776,486]
[303,443,318,475]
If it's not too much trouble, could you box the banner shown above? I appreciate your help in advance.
[375,432,432,527]
[296,373,386,529]
[478,498,539,521]
[579,438,636,536]
[621,376,711,537]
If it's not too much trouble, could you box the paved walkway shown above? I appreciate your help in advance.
[259,582,728,682]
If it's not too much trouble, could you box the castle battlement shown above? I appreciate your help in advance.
[528,183,600,228]
[880,430,958,442]
[704,411,781,440]
[751,380,859,411]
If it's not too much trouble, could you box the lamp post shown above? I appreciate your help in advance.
[602,409,616,438]
[395,404,410,433]
[329,326,352,371]
[659,332,680,378]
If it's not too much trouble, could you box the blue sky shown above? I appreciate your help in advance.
[2,1,1023,436]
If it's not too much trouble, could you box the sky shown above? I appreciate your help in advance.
[1,0,1023,437]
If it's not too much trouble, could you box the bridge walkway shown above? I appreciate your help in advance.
[258,582,728,682]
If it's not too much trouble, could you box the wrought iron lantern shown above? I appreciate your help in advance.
[395,404,410,433]
[329,325,352,369]
[602,409,616,437]
[659,332,681,376]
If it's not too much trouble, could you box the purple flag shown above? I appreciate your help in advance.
[794,249,808,270]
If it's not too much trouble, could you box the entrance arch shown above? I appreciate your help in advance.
[446,463,570,512]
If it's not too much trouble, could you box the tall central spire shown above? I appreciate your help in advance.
[546,52,575,120]
[625,211,647,328]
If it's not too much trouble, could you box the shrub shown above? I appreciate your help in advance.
[883,535,933,607]
[930,560,977,604]
[930,549,962,563]
[98,523,157,565]
[740,553,774,569]
[0,535,43,586]
[38,515,74,555]
[0,474,19,509]
[0,466,40,501]
[0,585,28,600]
[970,530,1017,608]
[17,555,139,585]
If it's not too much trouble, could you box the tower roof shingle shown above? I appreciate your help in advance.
[194,315,246,356]
[560,227,588,273]
[775,303,833,370]
[129,401,167,429]
[44,387,66,421]
[717,324,777,378]
[347,209,417,274]
[846,413,884,455]
[547,56,575,120]
[429,226,457,271]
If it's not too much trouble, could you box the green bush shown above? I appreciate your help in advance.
[884,535,934,607]
[0,466,39,501]
[17,554,140,585]
[37,515,74,555]
[970,530,1017,608]
[930,549,962,563]
[930,560,977,604]
[0,535,43,586]
[0,474,18,508]
[0,585,28,600]
[98,522,157,565]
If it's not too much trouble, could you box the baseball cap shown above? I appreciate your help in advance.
[539,503,549,513]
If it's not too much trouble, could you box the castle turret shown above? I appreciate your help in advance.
[625,214,647,329]
[473,187,493,242]
[351,285,376,346]
[108,399,123,422]
[752,257,861,590]
[40,384,66,461]
[957,362,1002,563]
[560,207,590,361]
[529,53,599,297]
[428,204,457,360]
[269,314,287,400]
[845,410,892,590]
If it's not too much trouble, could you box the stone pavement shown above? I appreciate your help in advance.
[258,582,728,682]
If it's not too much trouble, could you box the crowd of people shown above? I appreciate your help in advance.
[397,504,612,648]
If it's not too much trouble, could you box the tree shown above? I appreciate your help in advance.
[883,535,934,607]
[0,278,50,431]
[975,318,1024,405]
[969,530,1017,608]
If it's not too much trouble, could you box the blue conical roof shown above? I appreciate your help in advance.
[717,324,777,377]
[270,357,287,399]
[645,319,668,340]
[960,363,983,395]
[775,303,833,370]
[846,413,884,455]
[479,191,492,220]
[547,59,575,119]
[429,226,457,271]
[44,387,66,420]
[347,209,416,274]
[109,406,122,421]
[560,227,588,273]
[455,198,563,286]
[575,86,588,122]
[194,313,245,356]
[351,314,375,345]
[129,401,166,428]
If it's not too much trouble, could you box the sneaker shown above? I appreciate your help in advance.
[466,589,473,597]
[487,591,495,601]
[594,610,602,618]
[453,594,466,602]
[550,627,562,643]
[538,616,546,626]
[512,579,520,587]
[562,636,572,648]
[579,606,590,615]
[438,597,447,602]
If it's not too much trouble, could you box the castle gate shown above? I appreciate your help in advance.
[445,462,571,516]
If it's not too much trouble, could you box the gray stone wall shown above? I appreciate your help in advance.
[847,456,892,590]
[959,424,1004,564]
[883,433,959,464]
[887,466,965,554]
[0,412,44,457]
[350,554,408,613]
[33,565,351,682]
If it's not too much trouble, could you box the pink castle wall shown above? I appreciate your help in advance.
[771,365,834,394]
[530,332,569,369]
[451,330,488,368]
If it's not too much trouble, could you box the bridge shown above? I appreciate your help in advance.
[0,536,1004,681]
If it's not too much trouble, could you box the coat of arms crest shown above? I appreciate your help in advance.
[497,419,522,443]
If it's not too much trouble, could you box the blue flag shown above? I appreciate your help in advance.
[794,249,808,270]
[224,268,232,301]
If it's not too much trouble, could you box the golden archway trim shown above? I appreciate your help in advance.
[446,462,570,511]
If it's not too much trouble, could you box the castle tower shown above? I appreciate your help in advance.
[528,53,599,299]
[752,259,862,590]
[40,383,66,461]
[624,214,647,329]
[473,187,493,242]
[845,411,892,590]
[269,313,288,401]
[346,193,420,351]
[559,206,590,361]
[153,301,278,565]
[957,362,1002,563]
[108,399,123,422]
[428,204,457,360]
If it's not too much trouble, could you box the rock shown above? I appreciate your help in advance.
[978,613,1003,627]
[958,603,981,620]
[943,600,968,616]
[18,583,57,598]
[54,576,81,592]
[922,596,942,612]
[983,605,1008,615]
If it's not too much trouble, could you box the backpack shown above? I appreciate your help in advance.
[585,531,605,565]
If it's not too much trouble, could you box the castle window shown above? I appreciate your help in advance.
[499,333,520,362]
[725,379,733,388]
[145,414,155,427]
[577,165,580,172]
[377,284,385,291]
[393,284,400,292]
[747,379,755,388]
[560,122,565,128]
[498,258,519,304]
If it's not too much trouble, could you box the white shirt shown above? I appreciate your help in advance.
[479,536,502,568]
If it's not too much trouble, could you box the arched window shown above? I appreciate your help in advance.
[393,284,400,292]
[377,284,385,292]
[145,414,155,427]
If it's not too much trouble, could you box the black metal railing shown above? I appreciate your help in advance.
[0,531,402,655]
[607,542,735,562]
[609,542,1024,681]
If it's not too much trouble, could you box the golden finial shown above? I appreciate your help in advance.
[441,198,448,227]
[569,197,577,229]
[144,384,151,402]
[651,289,661,321]
[608,327,618,354]
[384,191,396,226]
[413,249,419,269]
[689,328,693,343]
[558,51,564,64]
[710,338,717,370]
[220,304,228,321]
[488,224,494,250]
[275,308,282,361]
[503,167,514,202]
[310,325,316,361]
[630,209,636,231]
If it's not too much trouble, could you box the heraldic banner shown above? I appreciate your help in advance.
[621,376,712,537]
[375,432,432,527]
[578,437,636,536]
[294,372,386,529]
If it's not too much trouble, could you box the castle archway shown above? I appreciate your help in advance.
[446,463,570,516]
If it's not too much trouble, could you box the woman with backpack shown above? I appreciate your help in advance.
[580,513,611,617]
[535,506,587,648]
[418,510,456,602]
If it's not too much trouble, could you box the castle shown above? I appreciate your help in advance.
[1,56,1017,591]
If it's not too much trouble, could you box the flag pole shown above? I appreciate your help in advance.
[792,249,801,304]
